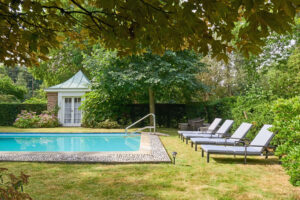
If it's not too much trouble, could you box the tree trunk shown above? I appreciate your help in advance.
[149,87,155,126]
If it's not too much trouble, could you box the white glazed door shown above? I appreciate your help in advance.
[73,97,82,125]
[63,97,82,126]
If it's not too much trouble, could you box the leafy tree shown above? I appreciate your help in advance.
[230,85,276,139]
[0,74,27,101]
[265,47,300,98]
[0,0,298,66]
[81,46,205,126]
[200,18,299,100]
[198,54,249,100]
[0,66,42,98]
[29,39,91,86]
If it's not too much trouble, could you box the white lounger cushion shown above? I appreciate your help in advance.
[217,120,234,135]
[178,118,222,134]
[178,130,211,134]
[230,122,253,139]
[190,138,237,145]
[201,124,274,154]
[183,133,221,138]
[250,124,273,151]
[201,145,262,155]
[190,122,252,145]
[208,118,222,132]
[183,120,234,138]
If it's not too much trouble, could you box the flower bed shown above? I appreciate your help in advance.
[13,110,59,128]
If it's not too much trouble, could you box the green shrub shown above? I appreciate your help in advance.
[13,111,40,128]
[206,97,236,121]
[80,91,121,128]
[281,145,300,186]
[95,119,120,129]
[231,86,275,139]
[271,97,300,186]
[13,110,59,128]
[38,111,60,128]
[0,75,27,100]
[23,97,47,104]
[23,89,47,104]
[182,97,236,124]
[0,94,20,103]
[0,103,47,126]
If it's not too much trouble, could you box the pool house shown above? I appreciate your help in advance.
[44,70,91,127]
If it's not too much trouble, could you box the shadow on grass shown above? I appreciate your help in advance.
[211,157,280,165]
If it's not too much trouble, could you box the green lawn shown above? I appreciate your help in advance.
[0,127,299,200]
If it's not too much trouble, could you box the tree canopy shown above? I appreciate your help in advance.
[80,46,205,126]
[29,39,91,86]
[1,0,299,66]
[85,48,205,103]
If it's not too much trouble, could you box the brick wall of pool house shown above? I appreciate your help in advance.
[46,92,58,111]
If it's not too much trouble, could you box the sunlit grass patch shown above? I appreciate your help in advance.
[0,127,299,200]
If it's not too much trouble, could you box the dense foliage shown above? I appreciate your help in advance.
[197,22,299,185]
[271,97,300,186]
[0,103,46,126]
[13,110,59,128]
[0,75,27,101]
[96,119,120,129]
[29,40,91,87]
[1,0,298,66]
[230,86,275,139]
[23,97,47,104]
[81,47,206,126]
[23,89,47,104]
[0,65,44,102]
[0,168,32,200]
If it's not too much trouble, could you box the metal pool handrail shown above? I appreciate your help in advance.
[125,113,156,134]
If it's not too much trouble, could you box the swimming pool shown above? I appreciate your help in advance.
[0,133,141,152]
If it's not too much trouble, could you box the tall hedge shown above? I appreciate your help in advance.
[0,103,47,126]
[117,97,236,128]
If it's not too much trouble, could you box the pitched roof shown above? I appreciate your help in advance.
[45,70,91,91]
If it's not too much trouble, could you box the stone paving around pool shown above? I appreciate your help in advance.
[0,133,171,163]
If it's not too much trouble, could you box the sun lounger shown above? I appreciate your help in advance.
[178,118,222,138]
[182,120,234,144]
[190,122,252,151]
[200,125,276,164]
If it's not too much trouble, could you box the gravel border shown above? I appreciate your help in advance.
[0,133,171,163]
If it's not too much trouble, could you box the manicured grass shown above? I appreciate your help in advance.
[0,127,299,200]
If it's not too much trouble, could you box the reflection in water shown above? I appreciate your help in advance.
[0,134,141,152]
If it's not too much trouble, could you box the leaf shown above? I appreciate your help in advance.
[40,46,49,54]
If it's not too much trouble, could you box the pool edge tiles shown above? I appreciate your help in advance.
[0,133,171,163]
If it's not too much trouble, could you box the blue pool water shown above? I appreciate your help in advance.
[0,133,141,152]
